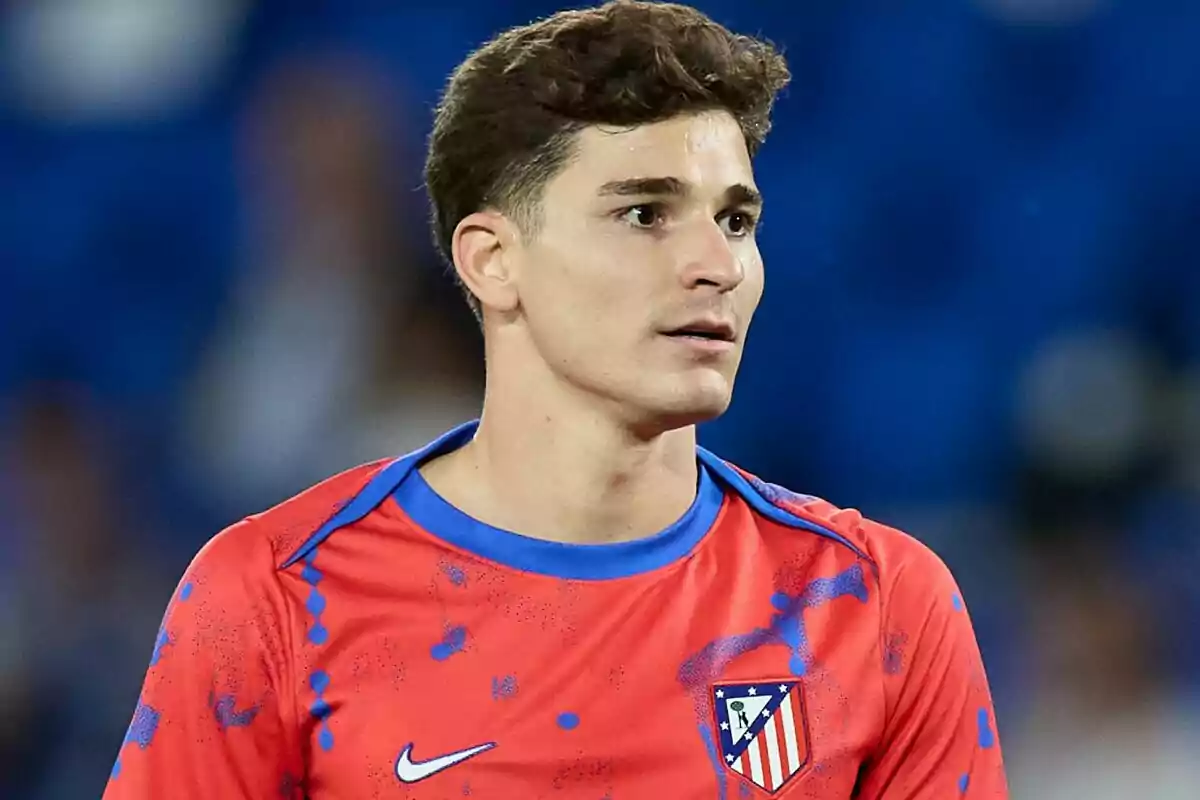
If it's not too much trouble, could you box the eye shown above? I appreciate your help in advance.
[719,211,758,238]
[619,204,665,229]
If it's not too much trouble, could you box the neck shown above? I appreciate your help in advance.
[420,361,700,545]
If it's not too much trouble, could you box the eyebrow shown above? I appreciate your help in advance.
[597,176,762,208]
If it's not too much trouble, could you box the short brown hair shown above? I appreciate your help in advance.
[424,0,791,318]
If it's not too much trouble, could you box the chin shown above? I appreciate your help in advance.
[634,379,734,432]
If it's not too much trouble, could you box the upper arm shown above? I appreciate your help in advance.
[856,538,1008,799]
[103,521,304,799]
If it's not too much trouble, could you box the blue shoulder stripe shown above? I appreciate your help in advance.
[281,422,875,571]
[280,422,478,569]
[696,447,876,567]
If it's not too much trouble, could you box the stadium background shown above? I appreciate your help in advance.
[1,1,1198,797]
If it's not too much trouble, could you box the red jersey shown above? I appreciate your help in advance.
[103,422,1008,799]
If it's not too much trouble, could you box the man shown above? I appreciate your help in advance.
[104,2,1008,797]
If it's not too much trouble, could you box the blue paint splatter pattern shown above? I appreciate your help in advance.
[677,564,871,798]
[147,579,194,669]
[431,626,468,661]
[679,629,775,691]
[678,565,869,690]
[953,705,997,794]
[697,724,728,800]
[301,546,335,752]
[491,675,518,700]
[310,671,334,751]
[302,550,328,646]
[128,702,159,746]
[211,693,261,731]
[768,564,869,677]
[110,700,161,779]
[977,707,996,749]
[441,561,468,586]
[149,626,173,667]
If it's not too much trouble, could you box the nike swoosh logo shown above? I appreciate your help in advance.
[394,741,496,783]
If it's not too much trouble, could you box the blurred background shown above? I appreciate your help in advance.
[1,0,1198,797]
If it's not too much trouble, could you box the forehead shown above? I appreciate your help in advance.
[560,111,755,194]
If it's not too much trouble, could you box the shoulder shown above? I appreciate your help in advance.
[190,459,395,582]
[791,495,953,585]
[723,462,958,595]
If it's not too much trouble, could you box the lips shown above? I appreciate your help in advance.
[662,319,737,342]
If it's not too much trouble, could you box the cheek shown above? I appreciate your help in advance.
[521,255,634,352]
[556,265,628,324]
[551,236,650,313]
[740,251,766,303]
[524,224,666,345]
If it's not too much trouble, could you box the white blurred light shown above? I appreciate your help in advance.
[3,0,247,123]
[975,0,1106,26]
[1017,329,1159,479]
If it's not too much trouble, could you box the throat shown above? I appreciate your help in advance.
[419,430,701,546]
[555,470,700,545]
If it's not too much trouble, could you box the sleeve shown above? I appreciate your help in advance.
[856,540,1009,799]
[103,520,305,799]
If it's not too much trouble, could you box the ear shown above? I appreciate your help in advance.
[451,210,520,315]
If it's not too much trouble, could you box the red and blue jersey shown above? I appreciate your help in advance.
[103,421,1008,798]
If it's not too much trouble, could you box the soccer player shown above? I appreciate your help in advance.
[104,2,1008,798]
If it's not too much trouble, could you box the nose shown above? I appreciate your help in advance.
[678,220,745,293]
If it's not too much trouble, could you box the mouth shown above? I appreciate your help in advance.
[660,319,738,353]
[661,320,737,343]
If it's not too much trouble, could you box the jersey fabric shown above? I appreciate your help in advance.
[103,421,1008,799]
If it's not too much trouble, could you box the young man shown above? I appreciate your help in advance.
[104,2,1008,797]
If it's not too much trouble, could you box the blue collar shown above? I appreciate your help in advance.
[281,420,869,576]
[392,422,725,580]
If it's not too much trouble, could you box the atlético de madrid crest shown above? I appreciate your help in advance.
[712,680,810,793]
